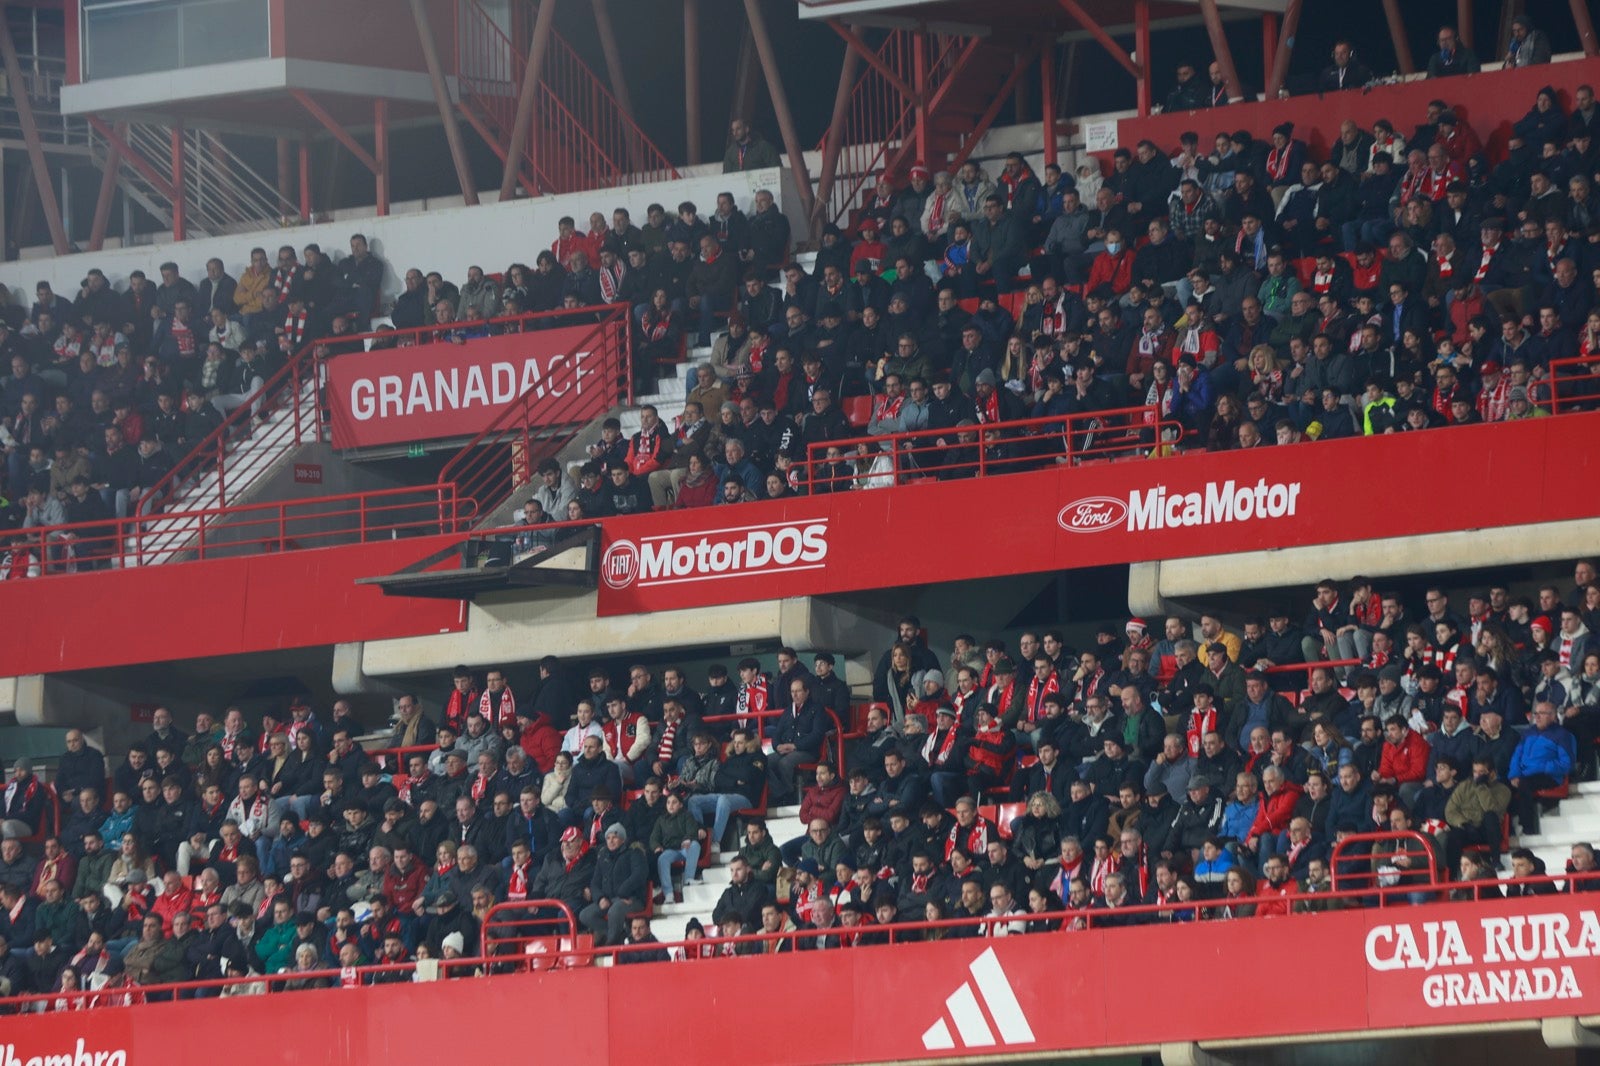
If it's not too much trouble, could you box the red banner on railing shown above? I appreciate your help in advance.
[7,894,1600,1063]
[326,324,620,449]
[596,410,1600,616]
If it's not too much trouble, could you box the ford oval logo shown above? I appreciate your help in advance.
[1057,496,1127,533]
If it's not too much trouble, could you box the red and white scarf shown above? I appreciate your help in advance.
[480,687,515,729]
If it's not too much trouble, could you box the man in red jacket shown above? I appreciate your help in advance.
[1377,717,1430,805]
[1246,766,1302,870]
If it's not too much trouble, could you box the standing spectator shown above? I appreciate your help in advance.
[723,119,780,173]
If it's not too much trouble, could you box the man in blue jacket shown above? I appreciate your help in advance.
[1508,701,1576,835]
[769,679,828,806]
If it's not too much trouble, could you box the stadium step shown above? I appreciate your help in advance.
[646,804,804,942]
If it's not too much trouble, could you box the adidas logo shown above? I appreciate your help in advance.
[920,946,1037,1051]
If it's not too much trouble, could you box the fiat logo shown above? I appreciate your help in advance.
[601,540,640,588]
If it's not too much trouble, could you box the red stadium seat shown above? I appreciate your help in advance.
[843,395,872,428]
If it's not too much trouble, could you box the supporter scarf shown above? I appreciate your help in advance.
[443,689,477,734]
[927,191,948,233]
[656,719,679,763]
[1421,168,1453,201]
[436,859,455,877]
[1365,648,1392,670]
[507,861,531,901]
[1434,253,1454,280]
[1265,145,1292,182]
[599,263,627,303]
[793,880,820,924]
[471,772,491,803]
[977,389,1000,425]
[170,319,196,356]
[480,687,515,728]
[1473,243,1499,283]
[397,772,430,806]
[643,309,671,342]
[1090,855,1115,897]
[987,678,1017,719]
[871,394,903,425]
[747,334,769,375]
[269,266,296,304]
[923,728,960,768]
[735,677,768,729]
[282,311,307,347]
[218,840,240,864]
[1025,673,1059,723]
[1138,329,1165,357]
[1185,706,1218,757]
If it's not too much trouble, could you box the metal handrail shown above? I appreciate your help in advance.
[804,402,1174,491]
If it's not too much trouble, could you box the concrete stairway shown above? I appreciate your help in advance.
[646,804,807,944]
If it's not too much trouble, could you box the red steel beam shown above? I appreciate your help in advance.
[1052,0,1140,80]
[1041,41,1057,166]
[828,18,918,101]
[499,0,557,201]
[0,15,68,253]
[1573,0,1599,57]
[812,42,863,222]
[1197,0,1245,102]
[409,0,478,205]
[290,90,379,174]
[744,0,814,216]
[1134,0,1151,117]
[946,43,1040,174]
[1265,0,1303,100]
[374,99,389,216]
[84,116,178,201]
[170,123,185,242]
[684,0,702,163]
[1380,0,1415,74]
[87,122,123,251]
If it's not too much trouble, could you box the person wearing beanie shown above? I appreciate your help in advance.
[579,822,646,946]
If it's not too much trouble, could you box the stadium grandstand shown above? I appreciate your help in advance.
[2,0,1600,1062]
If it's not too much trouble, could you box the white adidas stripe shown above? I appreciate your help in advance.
[920,946,1038,1051]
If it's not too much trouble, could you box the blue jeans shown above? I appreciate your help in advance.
[687,793,750,849]
[694,293,728,347]
[656,843,702,888]
[930,770,969,808]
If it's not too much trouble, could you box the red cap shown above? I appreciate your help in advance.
[1125,618,1148,632]
[1480,361,1501,375]
[910,163,931,179]
[560,827,582,843]
[1532,615,1554,633]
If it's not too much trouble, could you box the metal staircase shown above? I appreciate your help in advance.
[454,0,678,197]
[85,121,298,239]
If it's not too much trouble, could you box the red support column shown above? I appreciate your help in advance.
[298,140,311,223]
[1573,0,1599,57]
[684,0,701,164]
[1266,0,1303,100]
[374,99,389,217]
[1457,0,1473,50]
[170,123,186,242]
[1197,0,1244,102]
[1380,0,1416,74]
[0,16,68,254]
[1041,42,1057,166]
[912,32,928,169]
[88,123,122,252]
[1134,0,1151,118]
[1261,14,1277,91]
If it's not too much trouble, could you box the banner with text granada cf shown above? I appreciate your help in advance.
[325,324,622,449]
[595,412,1600,616]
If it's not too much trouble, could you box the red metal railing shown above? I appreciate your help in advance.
[454,0,677,196]
[7,484,474,575]
[1330,830,1444,893]
[5,871,1592,1007]
[1549,353,1600,415]
[815,30,967,227]
[804,403,1174,491]
[440,306,629,520]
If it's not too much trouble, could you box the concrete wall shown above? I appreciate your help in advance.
[0,167,784,314]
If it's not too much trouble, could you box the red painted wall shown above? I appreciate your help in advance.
[1107,57,1600,167]
[0,536,465,676]
[4,894,1600,1063]
[278,0,452,74]
[595,411,1600,617]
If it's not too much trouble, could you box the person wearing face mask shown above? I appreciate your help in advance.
[1085,230,1134,297]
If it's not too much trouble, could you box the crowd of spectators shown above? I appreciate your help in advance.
[1,564,1598,997]
[567,50,1600,512]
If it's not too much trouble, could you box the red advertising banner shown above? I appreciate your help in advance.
[596,411,1600,617]
[9,895,1600,1064]
[325,324,621,449]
